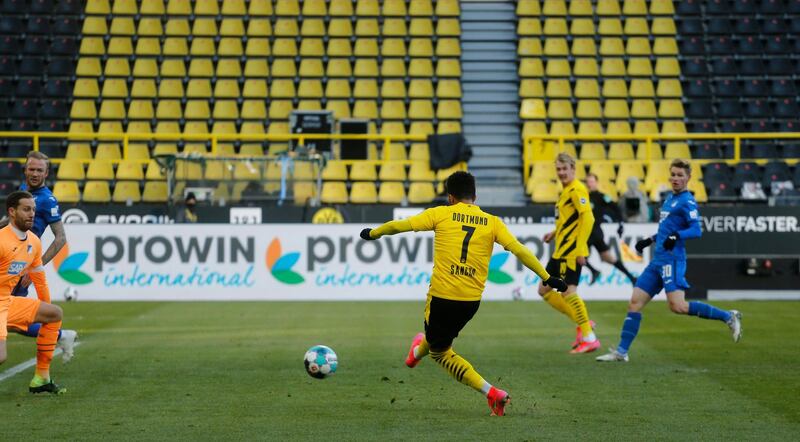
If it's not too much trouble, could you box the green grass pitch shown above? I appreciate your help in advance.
[0,300,798,440]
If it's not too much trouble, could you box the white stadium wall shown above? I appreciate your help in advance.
[41,224,660,301]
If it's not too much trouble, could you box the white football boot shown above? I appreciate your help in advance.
[595,348,629,362]
[727,310,743,343]
[57,329,78,363]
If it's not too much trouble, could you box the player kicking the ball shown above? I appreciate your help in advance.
[360,172,567,416]
[597,159,742,363]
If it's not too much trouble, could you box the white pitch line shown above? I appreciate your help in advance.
[0,342,82,383]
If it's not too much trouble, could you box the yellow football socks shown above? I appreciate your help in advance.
[564,293,594,339]
[430,348,485,393]
[414,335,430,359]
[543,290,576,321]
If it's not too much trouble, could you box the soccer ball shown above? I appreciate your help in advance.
[63,286,78,302]
[511,286,523,301]
[304,345,338,379]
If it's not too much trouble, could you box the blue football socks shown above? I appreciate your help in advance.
[688,301,732,322]
[617,311,642,355]
[21,323,62,340]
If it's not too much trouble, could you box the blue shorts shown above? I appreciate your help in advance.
[11,280,29,297]
[635,259,690,297]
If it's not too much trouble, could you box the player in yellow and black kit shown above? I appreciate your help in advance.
[360,172,567,416]
[537,153,601,354]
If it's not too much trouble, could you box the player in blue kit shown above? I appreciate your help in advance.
[597,159,742,362]
[0,151,77,362]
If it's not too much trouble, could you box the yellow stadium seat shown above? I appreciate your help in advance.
[323,79,350,99]
[544,18,568,36]
[438,121,462,134]
[665,143,691,159]
[209,100,237,120]
[108,37,133,56]
[383,0,406,15]
[184,121,208,135]
[607,121,632,135]
[596,19,622,37]
[165,18,189,36]
[573,79,600,99]
[86,0,110,14]
[530,161,558,182]
[519,79,544,98]
[409,59,434,77]
[410,100,435,119]
[410,0,433,16]
[545,59,571,77]
[302,0,326,16]
[573,58,598,77]
[325,39,351,57]
[56,160,85,181]
[604,99,630,119]
[576,100,602,119]
[211,79,239,98]
[162,38,188,56]
[436,19,460,36]
[408,161,435,181]
[73,79,100,98]
[324,100,350,119]
[382,18,407,36]
[139,0,164,14]
[580,144,606,161]
[156,100,182,120]
[655,58,681,77]
[52,181,80,203]
[101,79,128,99]
[628,58,653,77]
[546,79,571,98]
[329,0,353,15]
[653,38,679,56]
[636,142,663,160]
[381,100,407,120]
[353,19,377,37]
[270,79,295,98]
[608,143,635,160]
[218,38,243,57]
[518,38,542,57]
[269,100,293,120]
[379,160,408,181]
[350,162,378,181]
[190,38,215,56]
[356,0,379,15]
[436,0,459,15]
[408,79,434,98]
[572,38,597,56]
[299,59,324,78]
[517,0,540,15]
[517,18,542,36]
[520,99,546,119]
[650,0,675,15]
[436,59,461,77]
[379,79,404,98]
[248,0,272,15]
[247,19,271,37]
[115,160,144,181]
[408,144,429,162]
[79,37,105,56]
[301,18,325,37]
[547,99,574,119]
[140,181,167,202]
[544,38,569,56]
[531,181,560,203]
[356,58,381,77]
[600,38,625,56]
[634,120,659,135]
[659,100,685,119]
[186,79,212,98]
[624,18,649,36]
[105,57,132,77]
[320,182,348,204]
[221,0,246,15]
[292,182,317,206]
[626,37,652,56]
[241,100,267,119]
[85,159,115,180]
[82,181,112,203]
[70,100,97,120]
[570,18,595,36]
[379,59,404,77]
[600,58,625,77]
[192,18,217,36]
[408,182,436,203]
[651,18,677,35]
[76,58,101,77]
[350,182,378,204]
[378,182,406,204]
[631,99,657,119]
[597,0,621,15]
[272,38,298,57]
[351,100,377,119]
[275,0,300,16]
[624,0,648,14]
[436,80,462,99]
[184,100,211,120]
[82,17,107,35]
[542,0,567,15]
[656,79,683,98]
[588,163,616,182]
[299,39,324,57]
[157,79,183,98]
[382,38,406,57]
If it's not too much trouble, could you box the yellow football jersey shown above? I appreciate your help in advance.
[553,179,592,259]
[406,202,518,301]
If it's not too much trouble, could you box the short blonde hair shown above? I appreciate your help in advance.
[670,158,691,175]
[26,150,50,168]
[555,152,576,169]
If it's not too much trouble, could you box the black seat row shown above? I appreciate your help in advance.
[684,79,798,97]
[686,99,800,119]
[0,36,78,56]
[688,119,799,133]
[677,0,800,16]
[0,56,75,78]
[682,57,797,77]
[0,0,82,15]
[679,35,800,55]
[0,78,72,98]
[0,17,81,36]
[0,98,69,120]
[679,17,800,35]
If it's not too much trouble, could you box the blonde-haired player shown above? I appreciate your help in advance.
[360,172,567,416]
[0,191,66,393]
[537,153,601,353]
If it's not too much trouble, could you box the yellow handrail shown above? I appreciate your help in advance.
[522,132,800,183]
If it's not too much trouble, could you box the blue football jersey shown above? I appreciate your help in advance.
[653,190,701,261]
[19,184,61,238]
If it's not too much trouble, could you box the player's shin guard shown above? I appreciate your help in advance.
[35,320,61,379]
[430,348,486,393]
[688,301,732,322]
[564,294,594,340]
[617,311,642,354]
[542,290,576,321]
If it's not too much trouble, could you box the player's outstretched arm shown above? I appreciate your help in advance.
[360,219,414,240]
[41,220,67,266]
[505,241,567,292]
[28,269,51,303]
[635,235,655,253]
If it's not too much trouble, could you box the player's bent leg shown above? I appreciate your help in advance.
[429,346,509,415]
[672,291,742,342]
[29,302,66,394]
[563,287,600,353]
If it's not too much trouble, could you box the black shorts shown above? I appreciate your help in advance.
[588,225,611,254]
[424,296,480,350]
[546,258,583,286]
